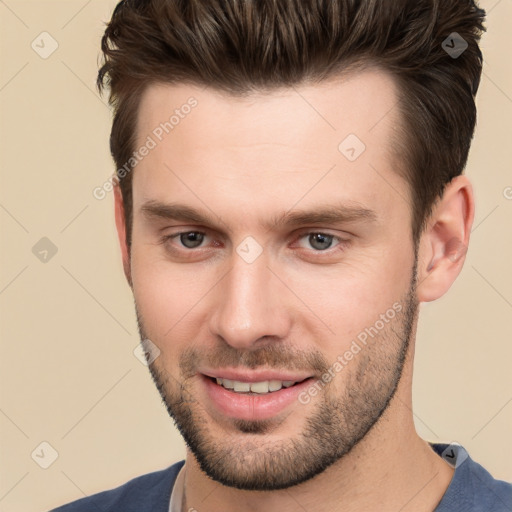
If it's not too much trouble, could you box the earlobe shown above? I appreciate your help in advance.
[416,176,475,303]
[113,184,132,287]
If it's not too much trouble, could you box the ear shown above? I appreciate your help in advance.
[114,184,132,287]
[416,175,475,303]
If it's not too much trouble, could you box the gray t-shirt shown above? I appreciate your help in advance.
[431,443,511,511]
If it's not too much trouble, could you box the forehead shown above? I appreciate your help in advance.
[136,68,400,150]
[133,69,409,231]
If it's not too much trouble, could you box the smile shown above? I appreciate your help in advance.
[212,377,305,394]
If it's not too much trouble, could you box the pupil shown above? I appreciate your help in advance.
[310,233,332,251]
[181,232,204,248]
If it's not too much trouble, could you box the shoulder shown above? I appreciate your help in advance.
[431,443,512,512]
[49,460,185,512]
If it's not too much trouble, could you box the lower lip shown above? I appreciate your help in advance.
[201,374,315,421]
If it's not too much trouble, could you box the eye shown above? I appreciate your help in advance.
[163,231,210,249]
[294,231,348,253]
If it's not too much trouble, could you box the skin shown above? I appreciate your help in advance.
[114,69,474,511]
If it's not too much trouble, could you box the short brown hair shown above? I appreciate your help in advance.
[98,0,485,246]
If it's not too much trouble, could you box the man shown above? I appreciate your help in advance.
[53,0,512,511]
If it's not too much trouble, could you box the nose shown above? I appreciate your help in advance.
[208,250,292,351]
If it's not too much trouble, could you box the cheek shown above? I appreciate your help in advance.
[281,245,413,337]
[130,244,210,340]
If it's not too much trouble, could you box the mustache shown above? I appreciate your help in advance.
[179,343,331,379]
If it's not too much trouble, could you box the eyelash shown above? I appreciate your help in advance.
[159,230,350,258]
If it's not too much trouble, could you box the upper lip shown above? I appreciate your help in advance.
[200,368,313,383]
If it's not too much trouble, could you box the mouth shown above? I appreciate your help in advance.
[200,372,317,421]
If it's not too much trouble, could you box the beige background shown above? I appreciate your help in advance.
[0,1,511,511]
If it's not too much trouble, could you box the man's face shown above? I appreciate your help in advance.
[127,70,419,490]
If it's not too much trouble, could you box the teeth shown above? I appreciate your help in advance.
[268,379,283,391]
[214,378,299,394]
[249,381,270,394]
[222,378,234,389]
[233,381,251,392]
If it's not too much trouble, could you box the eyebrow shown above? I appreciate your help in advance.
[140,200,378,232]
